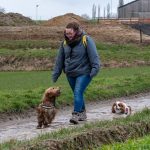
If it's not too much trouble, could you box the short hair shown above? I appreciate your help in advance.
[66,22,80,31]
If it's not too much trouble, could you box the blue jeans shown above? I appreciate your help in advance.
[67,75,91,112]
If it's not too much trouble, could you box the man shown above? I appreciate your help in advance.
[52,22,100,124]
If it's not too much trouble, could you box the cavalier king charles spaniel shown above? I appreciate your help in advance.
[112,101,131,115]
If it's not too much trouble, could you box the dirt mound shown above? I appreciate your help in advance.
[0,13,150,47]
[0,23,150,44]
[43,13,88,27]
[0,12,35,26]
[87,20,150,44]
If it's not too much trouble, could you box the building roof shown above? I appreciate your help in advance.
[118,0,139,9]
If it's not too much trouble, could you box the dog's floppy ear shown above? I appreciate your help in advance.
[112,103,116,113]
[45,88,54,97]
[45,91,53,97]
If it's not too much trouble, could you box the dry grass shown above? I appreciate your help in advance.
[0,14,150,45]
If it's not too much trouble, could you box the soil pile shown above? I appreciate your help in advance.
[0,13,150,50]
[0,18,150,44]
[87,20,150,44]
[0,12,35,26]
[43,13,88,27]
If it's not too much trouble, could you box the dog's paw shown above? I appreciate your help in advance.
[36,125,42,129]
[43,124,50,128]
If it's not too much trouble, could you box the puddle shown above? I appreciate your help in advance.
[0,94,150,143]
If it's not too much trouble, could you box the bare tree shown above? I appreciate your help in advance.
[107,3,111,18]
[104,7,106,19]
[119,0,124,7]
[92,4,96,19]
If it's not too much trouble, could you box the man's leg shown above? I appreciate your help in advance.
[69,75,91,124]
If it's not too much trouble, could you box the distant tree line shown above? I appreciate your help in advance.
[81,0,124,20]
[119,0,124,7]
[91,3,112,20]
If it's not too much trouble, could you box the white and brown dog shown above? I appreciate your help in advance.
[112,101,131,115]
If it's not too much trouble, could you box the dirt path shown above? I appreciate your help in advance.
[0,93,150,143]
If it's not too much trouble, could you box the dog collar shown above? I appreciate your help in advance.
[41,105,55,109]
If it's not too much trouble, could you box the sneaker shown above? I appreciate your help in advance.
[70,112,80,124]
[78,110,87,121]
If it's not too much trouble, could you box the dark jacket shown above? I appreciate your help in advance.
[52,35,100,82]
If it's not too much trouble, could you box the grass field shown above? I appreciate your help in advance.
[0,40,52,49]
[0,48,56,58]
[100,135,150,150]
[97,43,150,63]
[0,42,150,149]
[0,66,150,112]
[0,43,150,64]
[0,42,150,112]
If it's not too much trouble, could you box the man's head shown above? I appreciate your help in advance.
[64,22,80,40]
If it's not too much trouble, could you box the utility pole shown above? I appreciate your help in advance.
[36,4,39,21]
[98,5,100,23]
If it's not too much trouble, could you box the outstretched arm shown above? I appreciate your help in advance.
[52,43,65,82]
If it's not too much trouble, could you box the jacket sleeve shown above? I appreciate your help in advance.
[52,43,65,82]
[86,36,100,78]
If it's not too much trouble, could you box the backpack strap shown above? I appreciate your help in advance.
[82,35,87,48]
[63,35,87,48]
[63,40,67,46]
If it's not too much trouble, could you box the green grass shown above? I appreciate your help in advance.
[0,66,150,112]
[96,43,150,63]
[0,40,53,49]
[0,42,150,112]
[100,134,150,150]
[0,48,57,58]
[0,43,150,64]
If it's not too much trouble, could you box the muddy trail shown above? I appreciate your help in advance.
[0,93,150,143]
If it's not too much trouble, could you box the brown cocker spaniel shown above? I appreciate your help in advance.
[36,87,60,129]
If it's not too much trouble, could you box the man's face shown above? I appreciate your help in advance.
[65,28,76,40]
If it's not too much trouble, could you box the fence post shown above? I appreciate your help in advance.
[140,28,142,43]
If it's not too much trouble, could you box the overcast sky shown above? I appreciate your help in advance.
[0,0,133,20]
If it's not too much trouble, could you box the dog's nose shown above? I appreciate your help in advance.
[57,90,61,95]
[56,87,61,90]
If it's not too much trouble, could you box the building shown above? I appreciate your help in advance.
[118,0,150,19]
